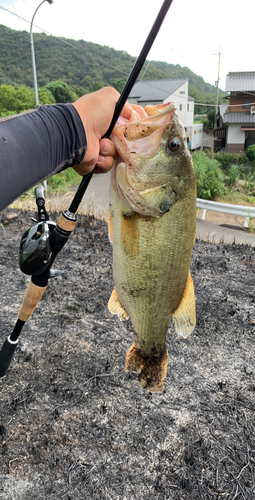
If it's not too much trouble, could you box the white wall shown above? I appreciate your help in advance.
[187,101,194,126]
[163,81,194,127]
[227,124,245,145]
[128,80,194,127]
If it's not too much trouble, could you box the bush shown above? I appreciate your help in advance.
[246,145,255,162]
[46,168,81,193]
[224,164,240,190]
[192,151,226,200]
[213,152,248,171]
[20,168,81,201]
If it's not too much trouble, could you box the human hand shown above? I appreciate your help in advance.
[72,87,131,176]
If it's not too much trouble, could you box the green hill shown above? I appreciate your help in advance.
[0,24,224,112]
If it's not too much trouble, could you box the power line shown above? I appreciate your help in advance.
[193,101,255,108]
[0,4,233,107]
[0,8,200,101]
[0,5,131,78]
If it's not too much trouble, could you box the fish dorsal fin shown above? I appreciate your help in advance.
[172,271,196,338]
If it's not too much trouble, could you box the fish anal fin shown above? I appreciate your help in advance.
[108,288,129,321]
[172,271,196,338]
[125,343,168,393]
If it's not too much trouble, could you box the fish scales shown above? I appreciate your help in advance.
[108,102,196,392]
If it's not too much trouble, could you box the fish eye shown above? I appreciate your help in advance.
[167,137,180,154]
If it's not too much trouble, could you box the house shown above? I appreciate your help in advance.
[128,79,194,127]
[216,72,255,153]
[213,104,228,152]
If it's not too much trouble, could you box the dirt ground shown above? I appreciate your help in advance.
[0,208,254,500]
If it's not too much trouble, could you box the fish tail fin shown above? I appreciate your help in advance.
[108,288,129,321]
[172,271,196,338]
[125,344,168,393]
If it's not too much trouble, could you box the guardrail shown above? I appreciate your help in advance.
[196,198,255,228]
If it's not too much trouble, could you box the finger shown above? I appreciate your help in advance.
[99,138,116,158]
[120,101,132,121]
[95,154,114,173]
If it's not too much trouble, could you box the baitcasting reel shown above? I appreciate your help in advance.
[19,185,56,275]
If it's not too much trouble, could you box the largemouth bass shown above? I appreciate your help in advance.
[108,102,196,392]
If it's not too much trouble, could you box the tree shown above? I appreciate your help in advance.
[110,79,125,93]
[38,88,56,106]
[207,109,216,129]
[88,80,106,92]
[42,81,78,103]
[0,84,55,117]
[76,86,89,98]
[0,25,227,107]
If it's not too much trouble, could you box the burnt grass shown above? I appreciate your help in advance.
[0,208,254,500]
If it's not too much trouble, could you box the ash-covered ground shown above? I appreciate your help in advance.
[0,209,254,500]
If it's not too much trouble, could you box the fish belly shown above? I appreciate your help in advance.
[109,180,196,358]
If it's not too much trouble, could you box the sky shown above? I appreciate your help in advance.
[0,0,254,93]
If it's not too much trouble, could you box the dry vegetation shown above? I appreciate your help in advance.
[0,208,254,500]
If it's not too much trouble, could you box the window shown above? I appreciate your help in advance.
[179,104,182,111]
[187,103,190,111]
[180,91,185,94]
[242,98,250,110]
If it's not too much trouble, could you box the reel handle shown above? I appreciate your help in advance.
[35,185,48,221]
[35,185,45,205]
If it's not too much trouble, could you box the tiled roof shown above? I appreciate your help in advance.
[129,79,188,101]
[226,72,255,92]
[223,112,255,123]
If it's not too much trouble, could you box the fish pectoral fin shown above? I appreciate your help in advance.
[108,288,129,321]
[172,271,196,338]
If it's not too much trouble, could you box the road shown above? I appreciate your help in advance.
[80,172,255,246]
[202,132,214,149]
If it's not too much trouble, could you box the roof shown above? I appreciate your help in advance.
[226,72,255,92]
[128,79,188,101]
[223,112,255,124]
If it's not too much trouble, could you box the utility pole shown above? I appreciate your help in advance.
[30,0,53,190]
[30,0,53,106]
[214,47,221,129]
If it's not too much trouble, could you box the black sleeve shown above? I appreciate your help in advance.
[0,103,87,211]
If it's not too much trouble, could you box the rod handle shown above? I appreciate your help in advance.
[18,281,47,322]
[0,336,19,378]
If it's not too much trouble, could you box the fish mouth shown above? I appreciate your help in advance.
[111,102,180,217]
[113,162,177,217]
[111,102,177,161]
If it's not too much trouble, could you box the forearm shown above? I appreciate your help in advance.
[0,104,87,211]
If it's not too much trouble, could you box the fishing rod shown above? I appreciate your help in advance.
[0,0,173,378]
[68,0,173,213]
